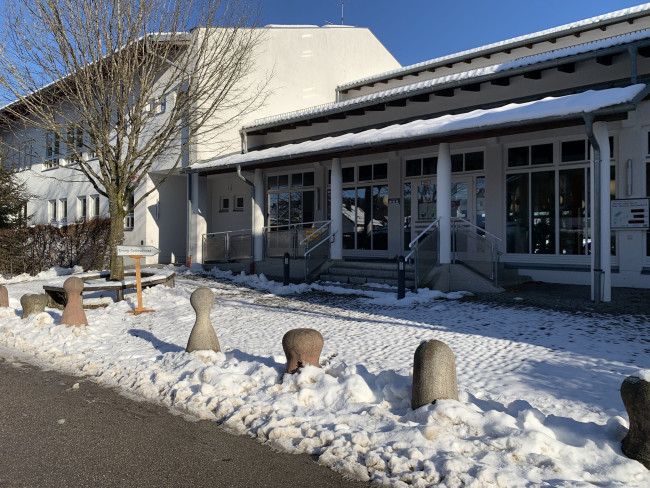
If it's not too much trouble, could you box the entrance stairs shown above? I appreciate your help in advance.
[318,260,416,292]
[317,260,531,294]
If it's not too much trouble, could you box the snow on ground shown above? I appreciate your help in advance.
[1,266,650,487]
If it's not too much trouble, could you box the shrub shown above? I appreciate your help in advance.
[0,218,111,277]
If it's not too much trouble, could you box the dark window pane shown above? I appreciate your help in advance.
[531,171,555,254]
[278,174,289,189]
[303,191,315,224]
[451,154,464,172]
[559,168,587,255]
[465,151,484,171]
[609,136,614,159]
[373,163,387,180]
[268,176,278,189]
[561,140,586,162]
[406,159,421,177]
[506,173,529,253]
[342,167,355,183]
[423,157,437,175]
[531,144,553,165]
[508,146,529,167]
[291,173,303,188]
[303,171,314,187]
[358,164,373,181]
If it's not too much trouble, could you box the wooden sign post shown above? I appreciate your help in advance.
[117,245,160,316]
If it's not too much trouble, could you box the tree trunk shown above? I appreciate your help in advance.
[108,197,125,281]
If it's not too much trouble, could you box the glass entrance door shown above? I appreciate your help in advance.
[342,184,389,252]
[404,176,485,249]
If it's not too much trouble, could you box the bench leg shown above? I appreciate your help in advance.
[116,289,124,301]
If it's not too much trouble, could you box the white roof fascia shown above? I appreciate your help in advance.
[187,84,647,174]
[338,3,650,91]
[243,29,650,132]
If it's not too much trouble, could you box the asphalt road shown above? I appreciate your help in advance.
[0,354,371,488]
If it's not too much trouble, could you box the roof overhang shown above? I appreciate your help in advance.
[184,84,649,176]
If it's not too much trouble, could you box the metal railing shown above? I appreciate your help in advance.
[302,221,333,281]
[264,221,331,259]
[451,218,502,286]
[405,217,502,289]
[203,229,252,262]
[406,218,440,291]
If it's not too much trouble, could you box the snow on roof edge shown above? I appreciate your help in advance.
[338,3,650,91]
[243,29,650,131]
[193,84,646,173]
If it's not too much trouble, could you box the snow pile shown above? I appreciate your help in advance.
[1,270,649,486]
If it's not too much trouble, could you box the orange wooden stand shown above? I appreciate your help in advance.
[126,255,155,315]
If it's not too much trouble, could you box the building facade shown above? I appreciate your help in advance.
[185,5,650,300]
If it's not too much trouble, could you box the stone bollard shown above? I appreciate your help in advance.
[282,328,324,374]
[621,376,650,469]
[0,285,8,307]
[186,287,220,353]
[59,277,88,326]
[20,293,48,319]
[411,339,459,409]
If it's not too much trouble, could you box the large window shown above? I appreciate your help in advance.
[90,195,100,218]
[506,139,616,255]
[45,132,61,169]
[48,200,57,223]
[78,197,87,221]
[268,171,315,229]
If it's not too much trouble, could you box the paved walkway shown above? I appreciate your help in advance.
[470,282,650,315]
[0,353,370,488]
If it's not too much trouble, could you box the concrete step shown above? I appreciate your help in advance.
[321,274,415,288]
[327,266,415,280]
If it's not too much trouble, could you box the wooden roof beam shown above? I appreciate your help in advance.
[557,63,575,73]
[524,70,542,80]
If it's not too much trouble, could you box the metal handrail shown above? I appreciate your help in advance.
[451,217,502,243]
[299,220,332,246]
[451,217,501,286]
[304,230,335,258]
[405,217,440,262]
[205,228,251,237]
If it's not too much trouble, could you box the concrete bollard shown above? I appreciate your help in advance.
[186,287,220,353]
[282,328,324,374]
[0,285,8,307]
[621,376,650,469]
[60,277,88,326]
[20,293,48,319]
[411,339,459,409]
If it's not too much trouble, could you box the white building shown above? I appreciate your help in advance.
[1,25,400,265]
[184,4,650,301]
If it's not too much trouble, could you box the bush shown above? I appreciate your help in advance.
[0,218,111,277]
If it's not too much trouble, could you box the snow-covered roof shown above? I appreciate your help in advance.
[188,84,647,174]
[243,29,650,132]
[338,3,650,91]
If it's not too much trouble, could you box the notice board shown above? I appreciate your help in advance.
[610,198,650,229]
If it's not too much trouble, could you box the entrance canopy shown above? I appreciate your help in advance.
[184,84,648,175]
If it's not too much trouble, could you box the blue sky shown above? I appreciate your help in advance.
[260,1,648,66]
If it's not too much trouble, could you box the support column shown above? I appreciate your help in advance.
[330,158,343,260]
[253,169,265,262]
[594,122,612,302]
[189,172,207,268]
[437,143,451,264]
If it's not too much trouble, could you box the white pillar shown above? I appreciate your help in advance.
[189,172,207,268]
[253,168,265,262]
[437,143,451,264]
[330,158,343,260]
[594,122,612,302]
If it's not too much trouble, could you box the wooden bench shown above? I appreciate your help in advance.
[43,270,176,309]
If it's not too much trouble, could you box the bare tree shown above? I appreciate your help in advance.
[0,0,265,279]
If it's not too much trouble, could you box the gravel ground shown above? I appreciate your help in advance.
[468,281,650,316]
